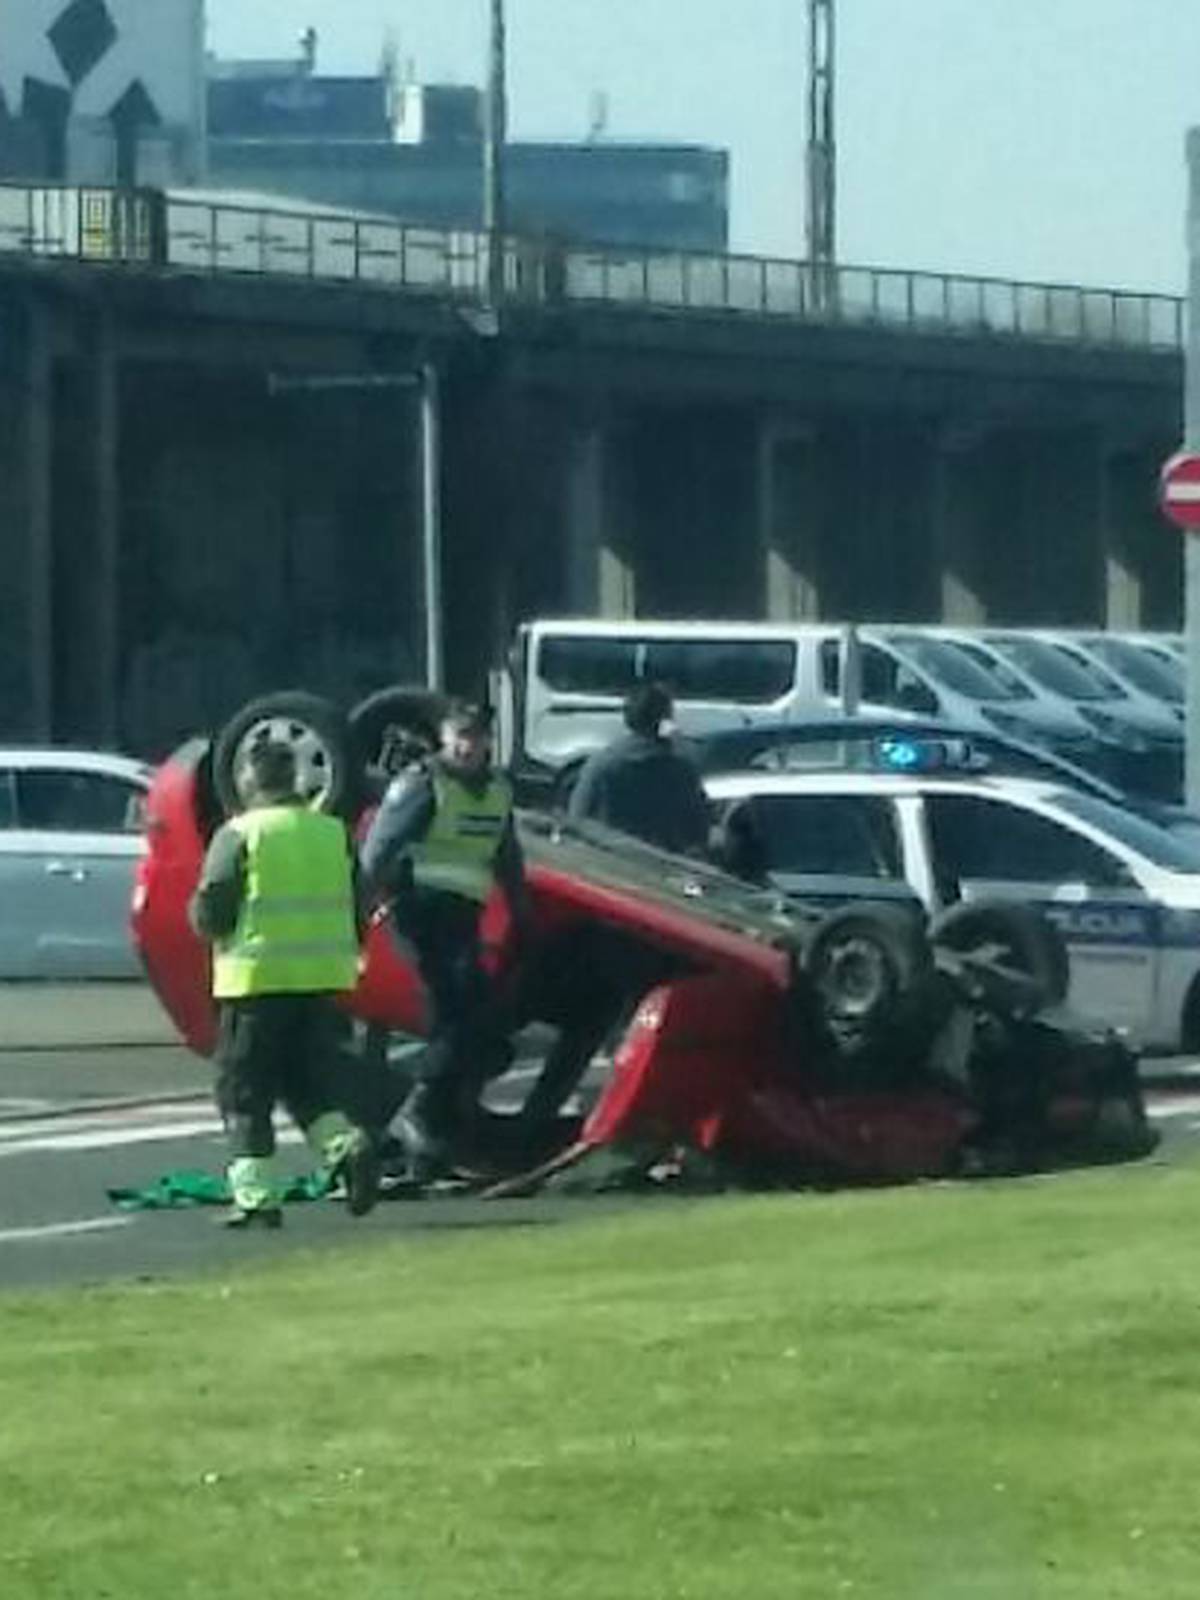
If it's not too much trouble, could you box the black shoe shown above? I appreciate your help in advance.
[338,1139,380,1218]
[221,1206,284,1231]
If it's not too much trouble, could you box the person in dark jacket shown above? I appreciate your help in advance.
[360,701,532,1181]
[567,682,710,857]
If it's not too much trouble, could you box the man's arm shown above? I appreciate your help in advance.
[493,814,532,925]
[359,769,435,897]
[189,825,247,942]
[566,750,608,823]
[678,757,713,858]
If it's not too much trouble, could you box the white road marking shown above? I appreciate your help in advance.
[1146,1093,1200,1118]
[0,1102,303,1158]
[0,1072,1189,1161]
[0,1217,130,1246]
[0,1098,214,1141]
[0,1118,224,1155]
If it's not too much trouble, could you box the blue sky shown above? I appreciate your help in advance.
[207,0,1199,294]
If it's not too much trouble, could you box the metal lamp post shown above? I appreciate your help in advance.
[483,0,508,310]
[807,0,836,311]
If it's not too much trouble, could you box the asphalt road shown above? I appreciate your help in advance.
[0,985,613,1292]
[0,983,1198,1296]
[0,1096,592,1292]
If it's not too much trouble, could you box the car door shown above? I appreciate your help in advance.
[13,767,148,978]
[921,790,1155,1036]
[0,767,45,977]
[715,791,921,915]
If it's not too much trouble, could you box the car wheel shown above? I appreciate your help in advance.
[349,685,450,777]
[804,903,932,1032]
[213,691,356,817]
[929,900,1070,1012]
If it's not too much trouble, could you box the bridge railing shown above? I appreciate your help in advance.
[0,183,158,263]
[162,195,490,295]
[558,246,1184,350]
[0,182,1184,353]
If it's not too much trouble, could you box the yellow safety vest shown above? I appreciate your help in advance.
[409,770,513,902]
[212,806,359,999]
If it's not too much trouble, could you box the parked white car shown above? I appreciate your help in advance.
[0,750,152,978]
[706,756,1200,1053]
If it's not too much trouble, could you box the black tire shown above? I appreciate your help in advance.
[165,737,224,842]
[213,691,356,817]
[349,685,450,776]
[804,902,932,1030]
[929,900,1070,1011]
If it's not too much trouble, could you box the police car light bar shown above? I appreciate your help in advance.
[873,736,986,775]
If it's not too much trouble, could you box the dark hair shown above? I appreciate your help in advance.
[624,681,674,738]
[248,740,297,798]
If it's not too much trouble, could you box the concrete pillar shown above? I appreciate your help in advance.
[1100,448,1143,631]
[759,421,821,619]
[1018,428,1100,625]
[564,412,634,616]
[93,315,120,745]
[932,427,988,624]
[26,301,53,741]
[51,314,122,747]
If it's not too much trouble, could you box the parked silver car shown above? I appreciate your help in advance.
[882,630,1099,764]
[1068,632,1184,712]
[0,750,151,978]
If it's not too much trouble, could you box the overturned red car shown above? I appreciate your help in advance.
[131,690,1157,1191]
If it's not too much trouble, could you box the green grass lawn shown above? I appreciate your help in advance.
[3,1157,1200,1599]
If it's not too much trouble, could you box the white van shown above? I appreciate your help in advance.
[491,620,810,785]
[489,617,1127,800]
[490,618,971,799]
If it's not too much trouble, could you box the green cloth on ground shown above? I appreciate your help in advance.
[107,1169,332,1211]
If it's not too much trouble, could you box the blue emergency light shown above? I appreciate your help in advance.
[873,736,983,774]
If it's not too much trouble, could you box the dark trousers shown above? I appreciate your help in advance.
[399,892,513,1138]
[215,993,344,1159]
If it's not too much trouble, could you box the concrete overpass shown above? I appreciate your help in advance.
[0,183,1184,753]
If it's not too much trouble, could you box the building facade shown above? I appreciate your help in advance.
[205,58,729,253]
[0,12,729,254]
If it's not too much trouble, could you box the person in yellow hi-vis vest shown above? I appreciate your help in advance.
[189,741,378,1229]
[361,701,532,1183]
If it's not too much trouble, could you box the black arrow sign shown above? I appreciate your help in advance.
[109,80,161,189]
[108,80,161,132]
[21,78,72,178]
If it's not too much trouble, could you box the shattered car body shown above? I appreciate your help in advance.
[132,735,1157,1191]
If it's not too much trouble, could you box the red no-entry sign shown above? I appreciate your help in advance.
[1161,451,1200,531]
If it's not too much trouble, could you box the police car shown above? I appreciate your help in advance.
[705,736,1200,1053]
